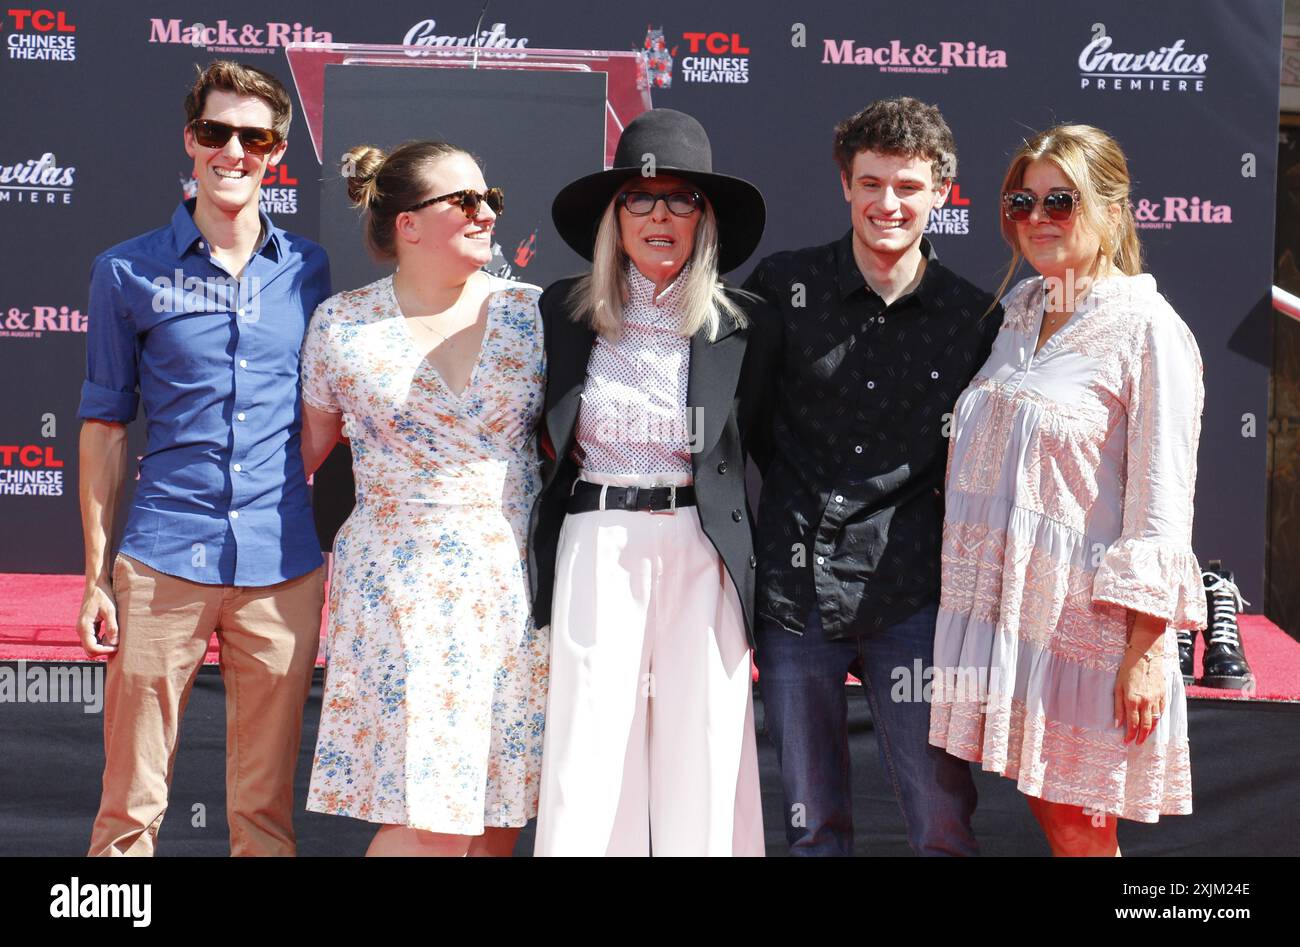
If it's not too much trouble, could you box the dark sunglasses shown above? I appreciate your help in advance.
[618,189,703,217]
[405,187,504,219]
[1002,187,1081,223]
[189,119,282,156]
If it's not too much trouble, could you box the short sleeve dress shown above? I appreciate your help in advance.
[299,273,548,834]
[928,273,1206,823]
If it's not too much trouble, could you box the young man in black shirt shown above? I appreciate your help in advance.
[743,97,1002,855]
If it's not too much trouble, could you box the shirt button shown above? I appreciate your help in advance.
[230,510,240,520]
[233,463,242,472]
[877,316,885,324]
[731,509,743,522]
[931,370,940,379]
[239,359,248,368]
[835,494,844,503]
[866,381,876,390]
[237,412,246,421]
[237,308,245,317]
[749,555,757,568]
[816,556,825,565]
[854,445,863,454]
[717,461,728,474]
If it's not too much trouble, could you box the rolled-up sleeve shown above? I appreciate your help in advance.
[1092,309,1207,630]
[78,255,140,423]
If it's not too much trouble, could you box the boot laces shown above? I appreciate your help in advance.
[1203,572,1248,647]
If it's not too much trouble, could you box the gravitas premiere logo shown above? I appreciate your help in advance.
[148,18,332,54]
[1132,195,1232,229]
[1078,27,1208,93]
[822,38,1006,73]
[0,152,75,205]
[402,18,530,58]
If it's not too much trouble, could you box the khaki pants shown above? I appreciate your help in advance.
[88,554,324,857]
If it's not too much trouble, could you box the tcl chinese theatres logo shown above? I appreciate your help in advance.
[3,7,76,62]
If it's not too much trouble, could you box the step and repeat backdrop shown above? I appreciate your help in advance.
[0,1,1283,606]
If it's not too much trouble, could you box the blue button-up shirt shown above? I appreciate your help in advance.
[78,200,331,586]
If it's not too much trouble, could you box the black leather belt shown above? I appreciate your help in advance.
[567,480,695,515]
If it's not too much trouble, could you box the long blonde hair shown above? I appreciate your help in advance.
[567,186,748,340]
[992,124,1143,306]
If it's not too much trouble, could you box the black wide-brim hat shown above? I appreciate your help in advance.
[552,108,766,274]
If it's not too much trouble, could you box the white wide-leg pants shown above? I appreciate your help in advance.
[534,471,764,857]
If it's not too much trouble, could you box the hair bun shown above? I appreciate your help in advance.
[343,144,386,209]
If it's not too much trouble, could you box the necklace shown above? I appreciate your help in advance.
[409,317,453,346]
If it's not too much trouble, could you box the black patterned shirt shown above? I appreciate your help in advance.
[742,230,1003,639]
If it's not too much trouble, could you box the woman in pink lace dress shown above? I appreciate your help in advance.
[929,125,1206,855]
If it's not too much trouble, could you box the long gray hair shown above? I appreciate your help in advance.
[566,187,749,340]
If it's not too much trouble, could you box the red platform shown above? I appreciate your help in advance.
[1,572,1295,702]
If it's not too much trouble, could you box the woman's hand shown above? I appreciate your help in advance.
[1114,612,1168,745]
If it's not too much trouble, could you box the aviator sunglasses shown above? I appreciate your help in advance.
[405,187,505,220]
[189,119,282,156]
[617,189,704,217]
[1002,187,1082,223]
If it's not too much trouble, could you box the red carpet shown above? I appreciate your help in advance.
[0,572,330,665]
[0,572,1295,701]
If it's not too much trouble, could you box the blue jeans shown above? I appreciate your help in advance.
[755,603,979,856]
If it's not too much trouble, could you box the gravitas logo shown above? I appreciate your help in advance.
[50,877,150,927]
[1078,27,1208,92]
[822,39,1006,73]
[402,18,529,58]
[148,19,332,55]
[0,151,75,205]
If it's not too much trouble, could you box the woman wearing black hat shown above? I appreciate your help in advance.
[527,108,772,856]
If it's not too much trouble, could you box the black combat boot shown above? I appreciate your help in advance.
[1200,561,1253,690]
[1175,627,1195,685]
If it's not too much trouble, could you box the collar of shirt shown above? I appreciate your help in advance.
[625,260,691,329]
[833,229,940,307]
[169,197,283,264]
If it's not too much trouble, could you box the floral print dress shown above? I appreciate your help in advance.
[929,273,1206,823]
[300,274,548,834]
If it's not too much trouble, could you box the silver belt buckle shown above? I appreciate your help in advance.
[650,484,678,515]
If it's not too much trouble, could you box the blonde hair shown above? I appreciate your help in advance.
[341,140,470,262]
[992,123,1143,306]
[567,187,748,340]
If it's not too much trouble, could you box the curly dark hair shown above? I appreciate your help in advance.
[833,97,957,183]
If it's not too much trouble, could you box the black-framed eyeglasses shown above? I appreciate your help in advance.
[188,119,282,156]
[617,189,703,217]
[405,187,504,219]
[1002,187,1081,223]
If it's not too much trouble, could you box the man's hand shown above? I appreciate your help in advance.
[77,578,119,657]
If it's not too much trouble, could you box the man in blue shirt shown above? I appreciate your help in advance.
[76,61,331,856]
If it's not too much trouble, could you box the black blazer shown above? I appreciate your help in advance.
[526,276,777,646]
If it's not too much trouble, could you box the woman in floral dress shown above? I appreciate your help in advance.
[298,141,546,856]
[929,125,1206,855]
